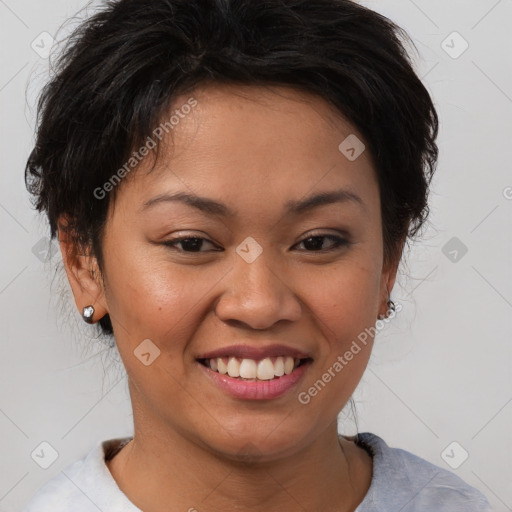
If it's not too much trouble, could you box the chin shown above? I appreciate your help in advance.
[202,423,310,464]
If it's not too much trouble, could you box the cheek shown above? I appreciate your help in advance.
[306,257,382,337]
[295,261,380,414]
[103,248,223,347]
[302,256,381,394]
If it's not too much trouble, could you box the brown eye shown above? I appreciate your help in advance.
[294,234,350,252]
[162,237,220,253]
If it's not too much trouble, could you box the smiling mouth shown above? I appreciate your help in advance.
[197,356,312,381]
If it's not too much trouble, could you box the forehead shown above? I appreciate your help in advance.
[112,83,379,220]
[164,82,364,158]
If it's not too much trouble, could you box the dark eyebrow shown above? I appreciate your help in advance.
[141,188,364,216]
[284,189,365,215]
[141,192,234,216]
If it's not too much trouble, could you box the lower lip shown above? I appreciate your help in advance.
[197,360,311,400]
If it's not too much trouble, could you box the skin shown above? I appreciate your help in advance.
[59,83,400,512]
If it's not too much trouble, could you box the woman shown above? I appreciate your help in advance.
[23,0,492,510]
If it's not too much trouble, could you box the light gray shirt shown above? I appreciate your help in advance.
[22,432,493,511]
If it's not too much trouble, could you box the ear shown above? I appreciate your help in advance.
[57,215,108,324]
[377,242,403,319]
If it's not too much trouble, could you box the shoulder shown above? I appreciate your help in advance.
[351,432,493,512]
[21,455,95,511]
[21,437,136,512]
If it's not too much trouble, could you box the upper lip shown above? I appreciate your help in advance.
[196,344,313,361]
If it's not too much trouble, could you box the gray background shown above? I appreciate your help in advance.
[0,0,511,510]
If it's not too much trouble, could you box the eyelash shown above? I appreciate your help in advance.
[161,234,350,253]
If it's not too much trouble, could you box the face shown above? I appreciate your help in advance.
[63,83,398,461]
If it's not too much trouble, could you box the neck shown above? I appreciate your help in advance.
[107,418,372,512]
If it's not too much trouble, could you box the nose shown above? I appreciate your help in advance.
[214,250,302,330]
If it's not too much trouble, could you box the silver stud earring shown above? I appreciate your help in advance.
[82,305,95,324]
[378,297,395,320]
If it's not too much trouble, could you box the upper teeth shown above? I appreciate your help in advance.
[208,356,299,380]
